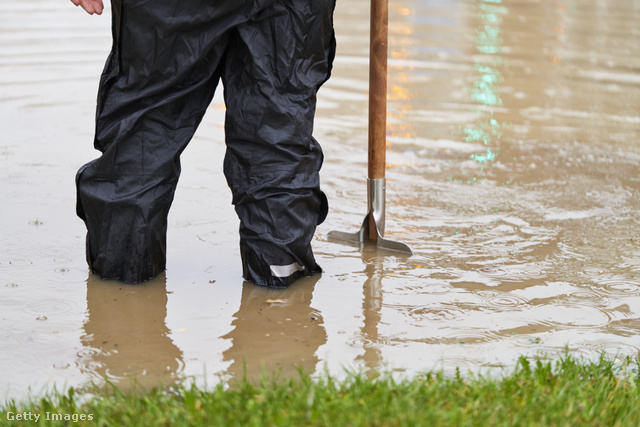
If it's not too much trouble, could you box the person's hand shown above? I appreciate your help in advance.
[70,0,104,15]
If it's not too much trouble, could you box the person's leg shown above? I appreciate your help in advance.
[222,0,336,287]
[76,0,237,283]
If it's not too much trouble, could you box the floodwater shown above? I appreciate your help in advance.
[1,0,640,401]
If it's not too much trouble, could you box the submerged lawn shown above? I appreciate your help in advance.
[2,354,639,426]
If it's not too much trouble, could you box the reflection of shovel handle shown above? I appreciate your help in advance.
[328,0,412,255]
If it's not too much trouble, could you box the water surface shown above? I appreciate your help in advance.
[1,0,639,401]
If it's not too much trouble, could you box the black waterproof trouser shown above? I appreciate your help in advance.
[76,0,335,287]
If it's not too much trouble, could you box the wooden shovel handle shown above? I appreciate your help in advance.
[368,0,388,180]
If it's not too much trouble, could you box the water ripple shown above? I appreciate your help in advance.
[23,298,78,317]
[476,291,529,311]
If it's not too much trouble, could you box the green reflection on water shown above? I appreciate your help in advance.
[463,0,507,167]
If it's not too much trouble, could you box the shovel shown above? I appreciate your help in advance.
[328,0,412,254]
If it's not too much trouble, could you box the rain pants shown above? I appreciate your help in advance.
[76,0,336,287]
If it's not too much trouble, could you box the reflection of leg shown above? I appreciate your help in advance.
[223,275,326,382]
[80,273,184,391]
[76,1,226,283]
[222,0,336,287]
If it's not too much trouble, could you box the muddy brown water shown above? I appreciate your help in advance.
[1,0,639,401]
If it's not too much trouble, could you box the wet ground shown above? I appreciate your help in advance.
[1,0,640,401]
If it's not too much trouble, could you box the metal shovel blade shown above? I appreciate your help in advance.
[328,215,413,254]
[328,178,412,255]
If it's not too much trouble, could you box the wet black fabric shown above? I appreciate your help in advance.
[76,0,335,286]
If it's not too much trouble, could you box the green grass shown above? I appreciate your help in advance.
[2,354,639,426]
